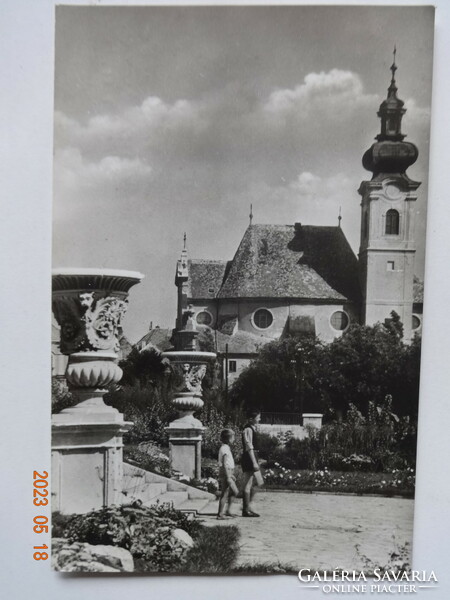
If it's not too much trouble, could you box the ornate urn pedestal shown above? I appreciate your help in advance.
[51,268,143,514]
[163,327,216,479]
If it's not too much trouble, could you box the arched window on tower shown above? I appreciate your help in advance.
[385,209,400,235]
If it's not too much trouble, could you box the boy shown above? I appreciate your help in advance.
[217,428,239,519]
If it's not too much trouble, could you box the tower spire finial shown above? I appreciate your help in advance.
[183,231,187,250]
[249,203,253,226]
[390,45,398,90]
[338,206,342,228]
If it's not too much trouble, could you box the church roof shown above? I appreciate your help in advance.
[187,259,229,299]
[216,224,361,303]
[136,328,174,353]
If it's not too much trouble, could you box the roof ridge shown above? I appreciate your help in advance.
[188,258,229,263]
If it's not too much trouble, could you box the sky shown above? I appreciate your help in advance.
[53,5,434,343]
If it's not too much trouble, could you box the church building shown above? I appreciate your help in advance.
[170,58,424,384]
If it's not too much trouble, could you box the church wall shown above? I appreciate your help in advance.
[225,357,252,385]
[188,300,219,328]
[217,299,358,344]
[362,249,415,340]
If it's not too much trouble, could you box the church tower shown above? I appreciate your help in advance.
[359,50,420,342]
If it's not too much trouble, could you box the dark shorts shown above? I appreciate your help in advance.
[241,451,258,473]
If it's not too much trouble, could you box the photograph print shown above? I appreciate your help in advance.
[50,5,434,575]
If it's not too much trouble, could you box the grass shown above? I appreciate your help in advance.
[182,525,240,573]
[234,562,298,574]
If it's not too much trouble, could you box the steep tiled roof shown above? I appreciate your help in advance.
[217,224,360,302]
[187,259,229,299]
[413,276,424,304]
[136,328,174,353]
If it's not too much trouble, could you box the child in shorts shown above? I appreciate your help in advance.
[217,428,239,519]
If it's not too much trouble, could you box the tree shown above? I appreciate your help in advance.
[117,347,167,387]
[104,348,174,444]
[229,322,421,421]
[229,336,328,415]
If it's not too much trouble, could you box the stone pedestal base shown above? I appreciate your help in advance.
[52,399,132,514]
[302,413,323,428]
[166,416,204,479]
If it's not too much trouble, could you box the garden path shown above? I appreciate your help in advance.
[199,491,414,570]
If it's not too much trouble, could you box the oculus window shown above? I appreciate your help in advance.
[253,308,273,329]
[196,311,212,326]
[330,311,349,331]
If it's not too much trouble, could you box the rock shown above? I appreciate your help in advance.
[52,538,134,573]
[90,544,134,572]
[170,528,194,549]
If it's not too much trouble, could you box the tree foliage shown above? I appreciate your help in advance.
[230,320,421,420]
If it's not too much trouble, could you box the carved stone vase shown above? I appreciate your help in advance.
[51,268,143,514]
[162,350,216,478]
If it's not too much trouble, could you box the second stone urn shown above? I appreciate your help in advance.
[162,305,216,478]
[162,351,216,428]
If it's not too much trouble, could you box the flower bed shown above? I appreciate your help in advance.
[52,501,240,573]
[263,464,415,497]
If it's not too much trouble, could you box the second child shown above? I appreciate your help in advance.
[217,429,239,519]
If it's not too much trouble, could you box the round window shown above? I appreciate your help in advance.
[253,308,273,329]
[330,311,349,331]
[196,311,212,326]
[411,315,421,330]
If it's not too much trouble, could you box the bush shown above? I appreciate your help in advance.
[51,379,76,414]
[124,444,173,478]
[256,432,280,460]
[53,502,203,572]
[105,384,175,445]
[263,464,415,496]
[264,397,416,472]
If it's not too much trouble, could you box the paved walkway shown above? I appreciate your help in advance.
[200,491,414,570]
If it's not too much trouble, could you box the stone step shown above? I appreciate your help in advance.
[143,490,189,508]
[121,482,167,504]
[176,497,213,515]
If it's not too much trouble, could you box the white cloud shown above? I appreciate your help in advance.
[54,95,206,158]
[263,69,378,119]
[55,147,152,190]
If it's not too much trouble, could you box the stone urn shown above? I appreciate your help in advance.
[51,267,143,513]
[162,349,216,478]
[162,350,216,427]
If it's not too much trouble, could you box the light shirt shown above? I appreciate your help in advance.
[218,444,235,470]
[242,426,255,451]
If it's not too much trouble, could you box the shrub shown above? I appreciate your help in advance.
[263,464,415,496]
[105,384,174,445]
[51,379,75,414]
[264,397,416,472]
[124,444,173,478]
[53,502,203,572]
[180,477,219,495]
[256,432,280,460]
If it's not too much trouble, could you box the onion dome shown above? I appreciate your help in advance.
[363,48,418,177]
